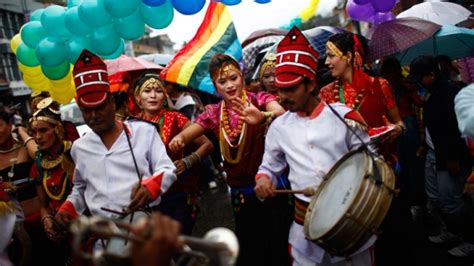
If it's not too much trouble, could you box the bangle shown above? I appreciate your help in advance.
[41,214,54,224]
[398,124,407,135]
[23,136,34,146]
[260,111,274,125]
[182,152,201,170]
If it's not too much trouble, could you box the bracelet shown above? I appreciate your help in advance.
[23,136,34,146]
[182,152,201,170]
[41,214,54,224]
[260,111,274,125]
[398,124,407,135]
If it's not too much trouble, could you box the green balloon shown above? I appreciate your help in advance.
[102,39,125,59]
[140,0,174,29]
[91,25,122,56]
[41,60,70,80]
[67,36,91,64]
[36,37,68,67]
[65,7,92,36]
[114,9,145,40]
[41,5,71,38]
[16,43,40,67]
[78,0,112,28]
[20,21,46,49]
[30,9,44,22]
[104,0,139,18]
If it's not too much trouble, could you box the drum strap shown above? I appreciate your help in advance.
[294,197,309,225]
[325,103,384,185]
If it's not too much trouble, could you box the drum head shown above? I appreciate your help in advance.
[306,151,368,239]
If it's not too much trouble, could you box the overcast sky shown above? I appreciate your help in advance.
[152,0,338,48]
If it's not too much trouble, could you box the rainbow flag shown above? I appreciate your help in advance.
[160,2,242,94]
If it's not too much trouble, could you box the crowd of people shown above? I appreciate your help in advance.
[0,25,473,266]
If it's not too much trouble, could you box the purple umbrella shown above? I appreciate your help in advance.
[366,18,441,62]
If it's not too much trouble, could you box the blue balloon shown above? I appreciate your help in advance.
[16,43,40,67]
[254,0,271,3]
[90,25,122,56]
[41,5,71,38]
[102,39,125,59]
[104,0,139,18]
[67,36,91,64]
[114,9,145,40]
[221,0,241,5]
[78,0,112,28]
[41,60,70,80]
[20,21,46,49]
[29,9,44,22]
[140,0,174,29]
[65,7,92,36]
[36,37,68,67]
[171,0,205,15]
[143,0,166,6]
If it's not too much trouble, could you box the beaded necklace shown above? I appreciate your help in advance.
[219,91,248,164]
[333,80,364,111]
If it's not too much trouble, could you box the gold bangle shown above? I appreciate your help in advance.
[23,136,34,146]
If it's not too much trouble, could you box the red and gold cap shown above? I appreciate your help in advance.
[73,50,109,108]
[275,26,319,88]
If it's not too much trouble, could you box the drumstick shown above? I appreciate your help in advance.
[274,187,315,197]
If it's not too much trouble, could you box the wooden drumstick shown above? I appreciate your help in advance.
[274,187,315,197]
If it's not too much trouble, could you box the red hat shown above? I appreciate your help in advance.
[73,50,109,108]
[275,26,319,88]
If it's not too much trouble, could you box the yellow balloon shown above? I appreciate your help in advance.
[300,0,320,22]
[50,84,75,104]
[50,72,73,87]
[10,34,22,54]
[19,63,43,77]
[27,79,50,92]
[23,72,47,84]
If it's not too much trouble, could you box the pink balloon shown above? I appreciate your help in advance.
[346,0,376,22]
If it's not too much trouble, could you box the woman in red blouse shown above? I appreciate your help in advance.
[133,73,213,235]
[320,32,405,145]
[320,32,409,266]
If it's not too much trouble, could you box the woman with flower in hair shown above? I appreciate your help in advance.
[133,73,213,235]
[320,32,404,143]
[29,97,74,264]
[320,31,408,265]
[169,54,289,265]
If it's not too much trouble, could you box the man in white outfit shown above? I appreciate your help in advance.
[254,27,375,266]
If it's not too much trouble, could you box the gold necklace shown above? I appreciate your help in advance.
[40,154,63,170]
[42,170,68,201]
[218,92,248,164]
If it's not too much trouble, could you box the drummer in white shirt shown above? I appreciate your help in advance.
[254,27,375,266]
[54,50,177,228]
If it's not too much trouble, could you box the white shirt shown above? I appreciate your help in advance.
[258,102,375,263]
[66,120,177,218]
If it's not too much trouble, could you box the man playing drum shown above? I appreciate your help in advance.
[53,50,177,250]
[254,27,376,266]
